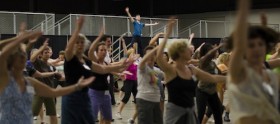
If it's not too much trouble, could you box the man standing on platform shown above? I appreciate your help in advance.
[125,7,159,56]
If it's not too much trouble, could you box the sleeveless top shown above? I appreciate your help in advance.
[64,56,93,93]
[228,67,280,124]
[0,74,34,124]
[89,62,109,91]
[198,60,219,94]
[166,69,197,108]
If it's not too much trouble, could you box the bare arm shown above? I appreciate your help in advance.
[65,17,84,61]
[30,39,49,63]
[0,31,42,92]
[125,7,135,22]
[139,46,158,70]
[32,71,56,78]
[156,18,175,74]
[0,37,17,50]
[122,38,128,55]
[145,22,159,26]
[267,58,280,69]
[88,28,104,62]
[149,32,164,46]
[190,65,226,83]
[229,0,250,84]
[200,44,223,67]
[28,76,94,97]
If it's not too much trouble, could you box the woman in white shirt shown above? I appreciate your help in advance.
[228,0,280,124]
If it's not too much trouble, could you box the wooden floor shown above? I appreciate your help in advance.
[34,82,233,124]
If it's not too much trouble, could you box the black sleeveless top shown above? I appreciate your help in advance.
[166,73,197,108]
[64,56,93,92]
[89,62,109,91]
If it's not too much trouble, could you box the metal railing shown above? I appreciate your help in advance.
[48,14,178,37]
[179,20,280,38]
[0,11,55,34]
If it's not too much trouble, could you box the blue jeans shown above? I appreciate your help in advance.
[61,90,94,124]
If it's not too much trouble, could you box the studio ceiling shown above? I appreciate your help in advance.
[1,0,280,16]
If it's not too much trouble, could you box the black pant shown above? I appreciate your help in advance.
[131,35,143,57]
[108,74,116,105]
[196,88,223,124]
[121,80,137,104]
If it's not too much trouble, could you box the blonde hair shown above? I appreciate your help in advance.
[168,40,189,60]
[217,52,230,65]
[78,33,90,51]
[127,48,135,57]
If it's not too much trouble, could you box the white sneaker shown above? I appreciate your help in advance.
[115,112,122,120]
[127,118,134,124]
[57,114,60,118]
[33,116,37,120]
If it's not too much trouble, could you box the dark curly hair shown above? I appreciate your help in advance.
[225,25,280,53]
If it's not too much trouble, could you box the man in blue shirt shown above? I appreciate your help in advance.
[125,7,159,56]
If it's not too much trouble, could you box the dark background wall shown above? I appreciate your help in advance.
[2,0,280,17]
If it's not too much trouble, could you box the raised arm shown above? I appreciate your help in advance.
[145,22,159,26]
[65,16,84,61]
[200,44,223,67]
[156,18,175,73]
[88,28,104,62]
[228,0,250,84]
[149,32,164,46]
[122,38,128,55]
[189,65,226,83]
[139,46,159,70]
[0,31,42,92]
[0,37,17,50]
[189,33,195,44]
[30,39,49,63]
[125,7,135,22]
[28,76,94,97]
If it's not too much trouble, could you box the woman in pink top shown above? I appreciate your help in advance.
[116,44,139,121]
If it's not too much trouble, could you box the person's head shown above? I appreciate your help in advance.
[135,14,141,21]
[227,25,279,65]
[199,43,216,60]
[102,35,112,47]
[7,48,27,71]
[144,46,156,66]
[95,42,107,60]
[41,46,52,61]
[75,34,90,55]
[163,52,169,62]
[168,40,191,62]
[217,52,230,66]
[127,48,135,57]
[59,51,65,61]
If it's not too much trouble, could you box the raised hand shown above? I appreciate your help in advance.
[260,13,267,26]
[125,7,129,12]
[76,16,85,31]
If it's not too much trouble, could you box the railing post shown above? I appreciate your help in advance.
[150,19,153,37]
[176,19,179,37]
[127,18,130,35]
[41,23,44,32]
[45,14,48,35]
[69,14,72,35]
[199,20,202,38]
[103,17,106,34]
[224,21,227,37]
[118,36,121,61]
[13,13,16,34]
[58,24,61,35]
[205,21,208,38]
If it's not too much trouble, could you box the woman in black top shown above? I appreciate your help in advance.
[62,17,128,124]
[156,18,226,124]
[196,43,224,124]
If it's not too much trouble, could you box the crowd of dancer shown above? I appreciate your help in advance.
[0,0,280,124]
